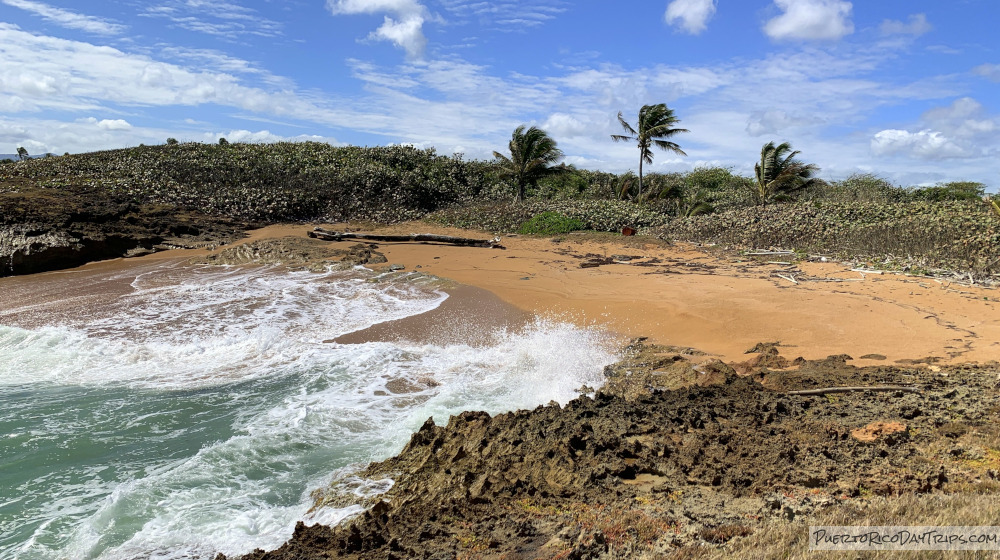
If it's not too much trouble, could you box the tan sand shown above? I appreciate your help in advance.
[275,222,998,365]
[6,221,999,365]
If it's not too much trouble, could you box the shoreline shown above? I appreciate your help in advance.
[9,220,998,366]
[171,222,999,366]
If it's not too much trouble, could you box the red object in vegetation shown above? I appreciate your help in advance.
[621,226,636,236]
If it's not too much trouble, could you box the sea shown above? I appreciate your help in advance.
[0,260,617,559]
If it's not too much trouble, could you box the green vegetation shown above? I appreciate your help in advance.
[0,139,996,280]
[16,147,28,161]
[492,125,564,202]
[909,181,986,202]
[516,211,586,235]
[749,141,821,205]
[0,142,498,223]
[611,103,688,201]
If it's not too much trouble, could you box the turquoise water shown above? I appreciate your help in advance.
[0,264,615,559]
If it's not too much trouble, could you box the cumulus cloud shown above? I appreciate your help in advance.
[871,97,999,161]
[0,0,125,35]
[541,113,588,138]
[880,13,931,36]
[921,97,996,140]
[97,118,131,130]
[327,0,429,57]
[871,129,967,159]
[664,0,717,35]
[973,63,1000,82]
[763,0,853,41]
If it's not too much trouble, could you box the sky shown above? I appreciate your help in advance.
[0,0,998,188]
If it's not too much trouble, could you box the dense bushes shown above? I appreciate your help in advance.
[517,212,585,235]
[653,200,1000,278]
[428,199,671,233]
[0,142,499,223]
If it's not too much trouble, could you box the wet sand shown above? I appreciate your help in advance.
[332,284,532,347]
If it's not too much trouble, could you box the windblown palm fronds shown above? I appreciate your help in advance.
[611,104,688,201]
[493,125,564,202]
[750,141,821,205]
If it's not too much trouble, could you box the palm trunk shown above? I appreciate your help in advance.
[638,157,644,203]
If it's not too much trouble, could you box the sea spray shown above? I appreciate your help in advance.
[0,263,616,559]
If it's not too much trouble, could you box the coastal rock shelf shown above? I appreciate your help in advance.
[231,344,1000,559]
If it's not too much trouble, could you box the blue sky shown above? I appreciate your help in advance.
[1,0,998,188]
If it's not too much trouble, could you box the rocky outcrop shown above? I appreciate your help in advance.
[230,345,1000,559]
[0,187,244,276]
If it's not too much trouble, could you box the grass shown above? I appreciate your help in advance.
[665,493,1000,560]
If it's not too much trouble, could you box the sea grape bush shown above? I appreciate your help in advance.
[428,199,671,233]
[517,212,586,235]
[0,142,499,223]
[654,200,1000,278]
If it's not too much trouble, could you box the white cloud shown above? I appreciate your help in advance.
[763,0,853,41]
[871,129,967,159]
[868,97,999,166]
[664,0,717,35]
[0,23,367,130]
[745,109,819,137]
[201,130,339,145]
[327,0,429,57]
[0,0,125,35]
[880,13,931,36]
[140,0,282,39]
[370,16,426,56]
[541,113,588,138]
[97,118,131,130]
[922,97,996,140]
[973,63,1000,82]
[439,0,566,31]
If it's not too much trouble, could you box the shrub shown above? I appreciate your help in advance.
[909,181,986,202]
[802,173,906,203]
[428,199,671,233]
[517,211,586,235]
[652,200,1000,279]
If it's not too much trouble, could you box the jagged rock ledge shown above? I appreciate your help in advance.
[225,342,1000,559]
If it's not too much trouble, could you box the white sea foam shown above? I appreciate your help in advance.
[0,265,617,560]
[0,266,446,388]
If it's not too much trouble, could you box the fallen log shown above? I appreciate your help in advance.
[309,228,503,248]
[787,385,921,396]
[746,251,795,256]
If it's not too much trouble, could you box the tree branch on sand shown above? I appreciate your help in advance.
[309,228,504,248]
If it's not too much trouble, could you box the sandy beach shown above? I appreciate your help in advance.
[197,222,999,366]
[7,221,997,365]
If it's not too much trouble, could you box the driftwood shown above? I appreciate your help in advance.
[746,251,795,256]
[774,273,798,285]
[787,385,921,396]
[309,228,502,248]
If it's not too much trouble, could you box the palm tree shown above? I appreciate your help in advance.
[615,171,638,200]
[493,125,564,202]
[750,141,821,205]
[611,104,688,201]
